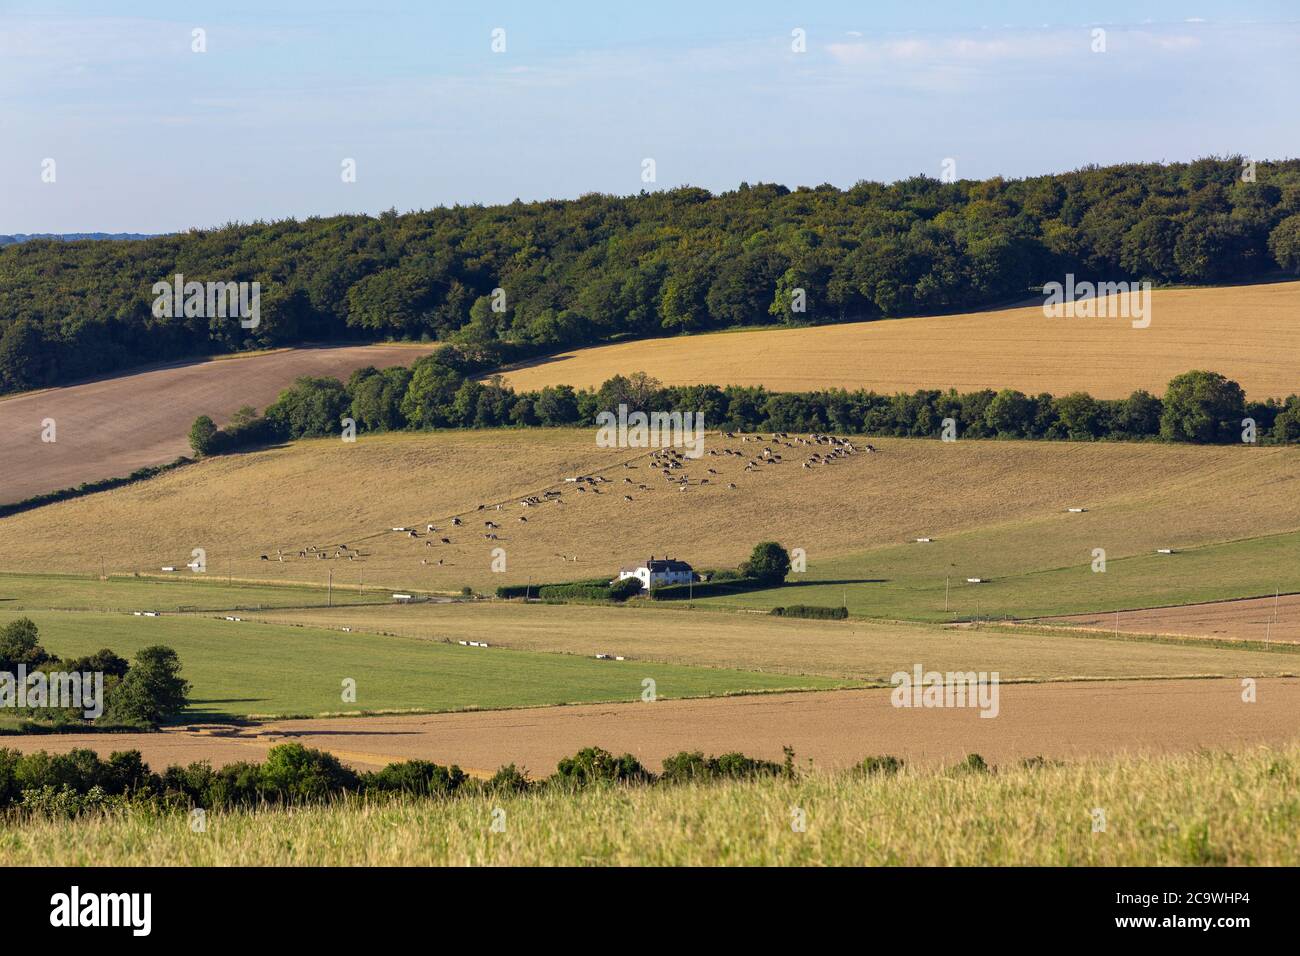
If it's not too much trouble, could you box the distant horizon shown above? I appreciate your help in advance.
[7,153,1298,237]
[4,0,1299,234]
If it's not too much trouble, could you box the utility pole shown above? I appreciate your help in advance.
[944,575,950,614]
[328,569,333,607]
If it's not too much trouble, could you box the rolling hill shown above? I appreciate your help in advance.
[0,428,1295,621]
[0,343,436,505]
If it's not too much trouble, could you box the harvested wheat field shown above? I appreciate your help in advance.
[1049,593,1300,644]
[0,343,435,505]
[497,281,1300,399]
[7,678,1298,774]
[1,430,1296,597]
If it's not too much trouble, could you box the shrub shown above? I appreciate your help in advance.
[658,750,780,783]
[483,763,532,795]
[608,577,645,601]
[858,755,904,776]
[365,760,467,797]
[553,747,651,787]
[770,605,848,620]
[188,415,219,456]
[953,753,991,775]
[258,744,360,803]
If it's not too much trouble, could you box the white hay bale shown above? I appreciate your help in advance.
[1156,548,1175,554]
[1066,507,1087,513]
[966,577,985,584]
[915,537,932,543]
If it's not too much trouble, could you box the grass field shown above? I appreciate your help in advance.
[3,744,1296,865]
[0,571,394,612]
[12,610,849,721]
[690,529,1300,623]
[497,280,1300,400]
[1,431,1295,625]
[240,601,1299,682]
[0,343,437,505]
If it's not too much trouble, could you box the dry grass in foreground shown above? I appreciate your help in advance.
[2,745,1297,865]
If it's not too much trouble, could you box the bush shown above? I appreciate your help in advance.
[553,747,651,787]
[188,415,219,456]
[365,759,466,797]
[770,605,848,620]
[858,755,904,776]
[258,744,360,803]
[953,753,991,775]
[483,763,532,795]
[659,750,782,783]
[608,577,645,601]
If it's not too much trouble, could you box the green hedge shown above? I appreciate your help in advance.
[770,604,849,620]
[0,457,191,519]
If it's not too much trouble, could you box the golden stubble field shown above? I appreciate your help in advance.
[497,281,1300,399]
[0,430,1296,594]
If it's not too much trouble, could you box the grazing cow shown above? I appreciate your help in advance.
[623,495,633,502]
[440,537,451,544]
[260,554,269,561]
[518,516,527,523]
[728,482,737,489]
[451,517,463,526]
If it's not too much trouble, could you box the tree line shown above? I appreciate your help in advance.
[0,618,189,729]
[190,350,1300,456]
[6,156,1300,395]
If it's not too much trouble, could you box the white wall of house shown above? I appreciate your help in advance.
[616,567,692,590]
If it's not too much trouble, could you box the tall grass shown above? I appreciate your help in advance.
[2,745,1297,865]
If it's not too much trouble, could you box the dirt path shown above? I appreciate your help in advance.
[0,344,435,504]
[7,678,1298,775]
[1048,593,1300,644]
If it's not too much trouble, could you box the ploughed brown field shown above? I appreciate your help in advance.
[9,678,1298,775]
[496,280,1300,400]
[1050,593,1300,644]
[0,343,435,505]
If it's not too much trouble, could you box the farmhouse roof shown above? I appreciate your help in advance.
[621,555,693,573]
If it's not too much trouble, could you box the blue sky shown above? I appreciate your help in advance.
[2,1,1298,232]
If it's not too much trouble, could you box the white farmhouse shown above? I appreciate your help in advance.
[615,555,694,591]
